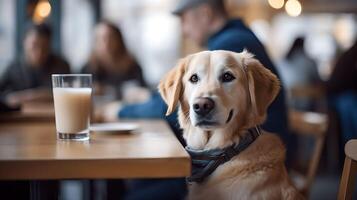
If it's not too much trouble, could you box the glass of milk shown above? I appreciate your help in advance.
[52,74,92,141]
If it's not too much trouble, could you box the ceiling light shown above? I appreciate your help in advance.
[285,0,302,17]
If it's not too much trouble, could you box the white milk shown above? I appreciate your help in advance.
[53,88,92,133]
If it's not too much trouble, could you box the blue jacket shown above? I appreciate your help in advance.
[119,19,291,152]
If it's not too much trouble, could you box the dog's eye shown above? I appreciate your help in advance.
[189,74,199,83]
[221,72,235,82]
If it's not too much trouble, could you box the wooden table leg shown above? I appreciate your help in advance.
[30,180,59,200]
[338,156,357,200]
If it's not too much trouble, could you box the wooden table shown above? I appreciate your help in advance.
[0,120,190,180]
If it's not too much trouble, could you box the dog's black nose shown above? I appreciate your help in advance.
[193,97,215,116]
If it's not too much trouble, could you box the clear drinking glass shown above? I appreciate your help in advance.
[52,74,92,141]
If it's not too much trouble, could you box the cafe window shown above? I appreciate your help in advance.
[61,0,95,71]
[0,0,16,75]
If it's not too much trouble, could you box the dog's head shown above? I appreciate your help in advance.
[159,50,280,133]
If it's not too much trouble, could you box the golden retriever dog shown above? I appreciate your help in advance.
[159,50,303,200]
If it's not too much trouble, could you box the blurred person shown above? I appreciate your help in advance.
[104,0,293,199]
[327,39,357,144]
[277,37,321,110]
[0,23,70,105]
[81,21,147,100]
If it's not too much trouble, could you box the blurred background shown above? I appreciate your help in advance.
[0,0,182,86]
[0,0,356,200]
[0,0,355,86]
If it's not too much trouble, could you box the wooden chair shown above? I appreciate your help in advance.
[290,85,325,100]
[289,84,326,112]
[289,110,328,196]
[287,85,328,196]
[338,139,357,200]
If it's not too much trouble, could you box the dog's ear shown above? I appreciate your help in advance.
[158,58,187,116]
[241,52,280,124]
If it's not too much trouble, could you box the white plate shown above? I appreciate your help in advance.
[90,122,139,134]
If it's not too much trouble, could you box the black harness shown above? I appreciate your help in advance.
[185,126,261,183]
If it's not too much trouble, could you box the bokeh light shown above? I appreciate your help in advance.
[268,0,285,9]
[33,0,51,23]
[285,0,302,17]
[37,1,51,18]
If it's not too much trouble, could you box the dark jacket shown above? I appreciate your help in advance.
[0,54,70,95]
[326,41,357,95]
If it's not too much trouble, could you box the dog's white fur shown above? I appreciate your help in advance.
[159,50,303,200]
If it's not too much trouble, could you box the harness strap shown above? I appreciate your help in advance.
[186,126,261,183]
